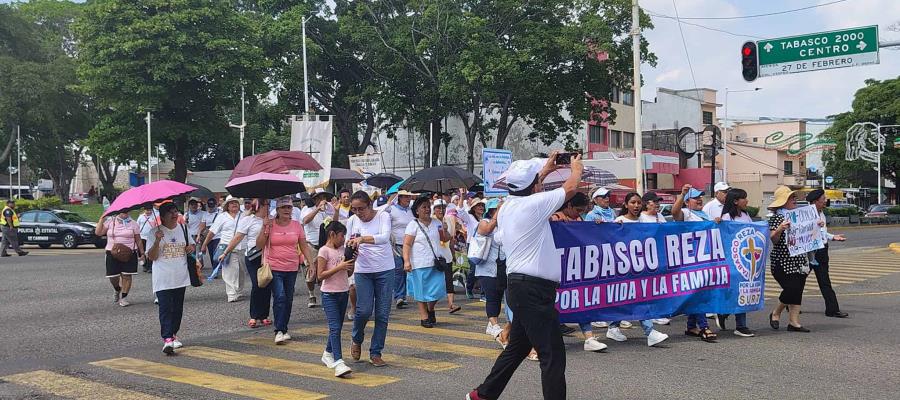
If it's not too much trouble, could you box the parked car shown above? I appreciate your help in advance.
[659,203,675,222]
[865,204,892,218]
[15,209,106,249]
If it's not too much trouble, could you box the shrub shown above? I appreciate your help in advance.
[745,206,760,218]
[824,206,859,217]
[888,206,900,215]
[13,196,63,212]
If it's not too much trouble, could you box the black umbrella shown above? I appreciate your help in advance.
[365,173,403,189]
[330,168,365,184]
[225,173,307,199]
[187,183,215,199]
[400,166,482,194]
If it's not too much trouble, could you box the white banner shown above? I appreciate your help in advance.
[348,153,384,194]
[290,117,333,188]
[482,148,512,197]
[784,205,825,257]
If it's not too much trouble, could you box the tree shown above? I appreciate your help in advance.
[822,77,900,195]
[75,0,268,182]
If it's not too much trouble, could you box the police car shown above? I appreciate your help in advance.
[16,209,106,249]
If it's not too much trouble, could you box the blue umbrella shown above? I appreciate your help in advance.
[387,180,404,195]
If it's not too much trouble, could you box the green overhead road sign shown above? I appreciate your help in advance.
[757,25,879,78]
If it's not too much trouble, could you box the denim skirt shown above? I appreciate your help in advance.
[407,266,447,302]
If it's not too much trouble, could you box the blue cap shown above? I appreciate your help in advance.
[686,188,705,199]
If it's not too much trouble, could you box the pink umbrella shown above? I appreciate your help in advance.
[225,172,306,199]
[229,150,322,181]
[103,180,197,217]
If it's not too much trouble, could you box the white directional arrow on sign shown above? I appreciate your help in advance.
[764,43,774,52]
[856,41,867,51]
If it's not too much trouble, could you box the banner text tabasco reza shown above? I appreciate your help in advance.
[550,221,769,323]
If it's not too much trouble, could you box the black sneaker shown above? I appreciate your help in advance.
[0,254,10,257]
[734,327,755,337]
[114,291,121,303]
[559,324,578,336]
[17,251,28,256]
[396,299,407,309]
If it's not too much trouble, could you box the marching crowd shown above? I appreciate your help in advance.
[95,151,850,398]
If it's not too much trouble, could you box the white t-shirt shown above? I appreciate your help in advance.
[682,208,709,222]
[721,212,752,223]
[300,206,325,246]
[404,218,444,269]
[185,209,207,237]
[345,212,393,274]
[204,210,222,240]
[236,215,264,252]
[387,204,414,245]
[497,188,567,282]
[614,215,639,223]
[702,199,724,220]
[458,211,480,242]
[338,204,352,223]
[639,213,666,223]
[137,212,158,240]
[146,224,193,293]
[209,212,243,249]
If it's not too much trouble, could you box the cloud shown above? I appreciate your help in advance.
[655,68,683,83]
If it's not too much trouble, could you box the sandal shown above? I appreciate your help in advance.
[261,319,273,326]
[699,328,718,342]
[527,350,539,361]
[448,305,462,314]
[248,319,259,329]
[684,329,701,337]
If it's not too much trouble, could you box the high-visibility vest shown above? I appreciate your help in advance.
[1,206,20,227]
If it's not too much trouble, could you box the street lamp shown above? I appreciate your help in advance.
[229,85,247,159]
[723,87,761,180]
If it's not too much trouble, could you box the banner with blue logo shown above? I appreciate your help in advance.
[552,221,769,323]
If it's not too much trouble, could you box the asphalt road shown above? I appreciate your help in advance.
[0,227,899,399]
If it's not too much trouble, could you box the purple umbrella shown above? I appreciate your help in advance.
[103,180,197,217]
[225,172,307,199]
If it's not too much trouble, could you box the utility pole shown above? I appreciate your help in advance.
[230,85,247,159]
[631,0,643,194]
[429,122,434,168]
[16,125,21,198]
[302,16,310,116]
[146,111,152,184]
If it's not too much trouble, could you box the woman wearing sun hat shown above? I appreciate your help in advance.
[766,185,811,332]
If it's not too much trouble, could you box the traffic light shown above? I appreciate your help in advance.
[741,41,758,82]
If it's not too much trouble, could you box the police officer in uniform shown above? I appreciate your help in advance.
[1,199,28,257]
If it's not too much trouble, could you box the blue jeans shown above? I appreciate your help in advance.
[156,287,185,340]
[271,270,298,333]
[479,276,501,318]
[392,251,406,301]
[735,313,748,329]
[611,320,654,336]
[322,291,350,361]
[687,314,709,330]
[352,269,394,358]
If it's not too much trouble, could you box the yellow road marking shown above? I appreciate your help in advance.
[236,337,459,372]
[394,312,482,326]
[3,370,162,400]
[827,270,890,278]
[181,346,398,387]
[843,290,900,296]
[385,321,494,342]
[291,327,502,359]
[90,357,325,400]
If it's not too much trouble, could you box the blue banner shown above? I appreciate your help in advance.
[552,221,769,323]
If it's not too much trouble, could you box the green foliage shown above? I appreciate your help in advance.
[745,206,760,218]
[59,203,108,221]
[822,77,900,189]
[13,196,63,213]
[888,206,900,215]
[824,206,859,217]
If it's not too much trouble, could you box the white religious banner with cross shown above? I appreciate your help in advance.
[290,115,333,188]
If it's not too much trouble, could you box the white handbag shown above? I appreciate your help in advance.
[466,233,493,265]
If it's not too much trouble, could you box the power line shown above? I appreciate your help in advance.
[652,0,850,21]
[646,11,768,40]
[671,0,700,99]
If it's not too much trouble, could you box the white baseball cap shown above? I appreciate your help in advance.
[714,182,731,192]
[592,187,610,198]
[504,158,544,191]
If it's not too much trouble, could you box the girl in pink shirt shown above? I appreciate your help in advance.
[256,196,317,345]
[316,221,355,377]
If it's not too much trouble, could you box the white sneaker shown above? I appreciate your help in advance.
[619,320,633,328]
[647,330,669,347]
[322,351,336,368]
[606,327,627,342]
[591,321,609,328]
[162,339,175,355]
[333,360,352,378]
[485,323,501,337]
[706,313,716,318]
[153,297,159,304]
[282,332,292,341]
[275,332,286,345]
[346,312,354,321]
[118,298,130,307]
[173,338,183,349]
[651,318,671,325]
[583,337,608,352]
[308,296,318,308]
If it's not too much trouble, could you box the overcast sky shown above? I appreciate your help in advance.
[4,0,897,120]
[640,0,900,120]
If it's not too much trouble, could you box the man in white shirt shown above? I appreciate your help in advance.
[386,190,415,309]
[185,198,207,239]
[702,182,730,220]
[137,206,158,273]
[467,151,582,400]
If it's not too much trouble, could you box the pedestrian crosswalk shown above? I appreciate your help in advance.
[3,248,898,399]
[20,246,104,257]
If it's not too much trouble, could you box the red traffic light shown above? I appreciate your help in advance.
[742,46,752,57]
[741,41,758,82]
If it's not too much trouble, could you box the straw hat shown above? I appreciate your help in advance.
[768,186,795,209]
[224,195,242,206]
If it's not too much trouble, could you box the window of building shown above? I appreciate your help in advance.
[783,160,793,175]
[610,88,621,104]
[702,111,713,125]
[609,130,621,148]
[623,132,634,149]
[752,137,758,143]
[589,125,604,144]
[622,90,634,106]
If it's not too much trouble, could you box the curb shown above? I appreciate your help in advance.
[890,243,900,254]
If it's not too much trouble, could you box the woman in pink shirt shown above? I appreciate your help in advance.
[95,212,144,307]
[256,196,317,344]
